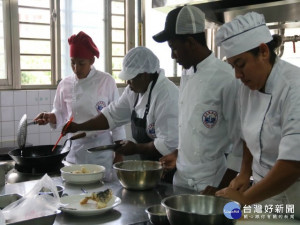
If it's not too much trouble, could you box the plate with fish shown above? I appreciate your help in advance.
[60,189,121,216]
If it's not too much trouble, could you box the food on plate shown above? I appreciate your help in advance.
[80,189,113,209]
[71,167,91,174]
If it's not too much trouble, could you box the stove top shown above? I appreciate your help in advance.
[14,162,63,174]
[5,160,71,184]
[6,168,61,184]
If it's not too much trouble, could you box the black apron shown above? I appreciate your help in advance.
[131,76,159,161]
[130,76,175,183]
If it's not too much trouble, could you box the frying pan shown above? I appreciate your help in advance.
[8,132,86,168]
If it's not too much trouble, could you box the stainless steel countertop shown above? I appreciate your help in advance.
[1,173,299,225]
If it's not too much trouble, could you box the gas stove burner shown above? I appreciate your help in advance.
[15,163,64,174]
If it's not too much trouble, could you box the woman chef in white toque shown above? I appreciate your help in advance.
[62,46,179,183]
[215,12,300,218]
[34,31,126,178]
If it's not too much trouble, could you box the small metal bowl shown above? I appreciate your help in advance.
[146,204,170,225]
[113,160,163,190]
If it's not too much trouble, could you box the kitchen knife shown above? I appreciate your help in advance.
[86,144,121,153]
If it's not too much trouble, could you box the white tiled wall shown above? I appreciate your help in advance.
[0,90,62,145]
[0,88,133,147]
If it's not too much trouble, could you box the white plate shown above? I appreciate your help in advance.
[60,193,121,216]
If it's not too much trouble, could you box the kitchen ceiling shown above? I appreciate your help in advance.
[152,0,300,29]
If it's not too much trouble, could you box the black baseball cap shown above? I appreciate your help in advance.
[153,5,205,43]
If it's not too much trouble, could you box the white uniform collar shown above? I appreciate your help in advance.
[195,53,215,75]
[264,57,279,94]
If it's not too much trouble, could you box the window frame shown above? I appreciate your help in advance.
[0,0,127,90]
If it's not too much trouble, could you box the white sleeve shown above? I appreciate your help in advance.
[50,82,69,130]
[222,78,243,172]
[107,82,127,141]
[152,87,179,156]
[102,86,133,131]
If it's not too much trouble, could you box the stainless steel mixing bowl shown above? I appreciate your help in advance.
[145,204,170,225]
[161,194,239,225]
[113,160,163,190]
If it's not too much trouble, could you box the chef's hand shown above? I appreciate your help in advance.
[61,122,79,135]
[201,186,218,196]
[114,140,137,156]
[216,187,247,205]
[228,173,251,192]
[159,149,178,170]
[34,112,56,125]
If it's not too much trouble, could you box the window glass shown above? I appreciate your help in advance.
[20,56,51,70]
[111,1,124,14]
[18,1,51,85]
[21,71,51,85]
[112,30,125,42]
[112,57,122,70]
[20,40,50,54]
[0,0,6,79]
[18,8,50,23]
[112,43,125,56]
[60,0,105,79]
[144,1,178,77]
[112,16,124,29]
[18,0,49,8]
[19,24,50,39]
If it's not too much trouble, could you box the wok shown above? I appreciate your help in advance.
[8,132,86,168]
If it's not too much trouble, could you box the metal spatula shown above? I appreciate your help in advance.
[17,114,37,149]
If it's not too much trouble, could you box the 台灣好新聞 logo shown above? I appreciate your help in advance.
[223,202,242,219]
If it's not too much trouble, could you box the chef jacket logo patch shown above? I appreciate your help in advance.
[95,101,106,113]
[202,110,218,128]
[147,123,156,138]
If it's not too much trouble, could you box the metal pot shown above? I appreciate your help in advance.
[8,133,86,168]
[161,194,238,225]
[113,160,163,190]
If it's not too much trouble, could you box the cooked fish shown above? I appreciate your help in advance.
[80,189,113,209]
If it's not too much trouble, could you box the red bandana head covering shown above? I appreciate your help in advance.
[68,31,100,59]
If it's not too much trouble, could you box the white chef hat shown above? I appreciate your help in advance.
[153,5,205,42]
[118,47,160,80]
[215,12,272,58]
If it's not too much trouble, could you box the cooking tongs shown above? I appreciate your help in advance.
[86,144,121,153]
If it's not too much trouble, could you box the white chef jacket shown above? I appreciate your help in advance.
[51,66,126,176]
[102,69,179,156]
[175,53,242,191]
[239,57,300,218]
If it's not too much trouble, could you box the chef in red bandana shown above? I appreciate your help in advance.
[35,31,126,178]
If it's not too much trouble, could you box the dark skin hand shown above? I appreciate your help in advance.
[159,149,178,170]
[34,112,56,125]
[115,140,162,158]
